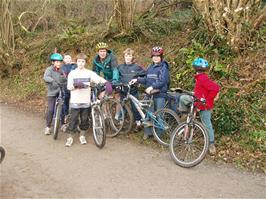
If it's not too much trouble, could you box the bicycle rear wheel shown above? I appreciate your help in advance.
[152,108,179,146]
[120,103,134,134]
[92,106,106,149]
[169,121,209,168]
[102,98,124,137]
[53,103,62,140]
[0,146,5,163]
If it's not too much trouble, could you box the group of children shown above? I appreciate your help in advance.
[43,42,220,154]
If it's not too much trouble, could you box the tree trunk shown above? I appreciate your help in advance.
[193,0,265,52]
[114,0,136,36]
[0,0,15,52]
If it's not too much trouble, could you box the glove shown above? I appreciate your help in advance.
[105,81,113,95]
[145,86,153,94]
[73,81,85,89]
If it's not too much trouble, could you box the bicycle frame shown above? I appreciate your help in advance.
[121,84,167,131]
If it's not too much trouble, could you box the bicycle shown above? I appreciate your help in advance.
[169,89,209,168]
[89,83,107,149]
[52,86,65,140]
[0,146,5,163]
[115,83,179,146]
[101,95,125,138]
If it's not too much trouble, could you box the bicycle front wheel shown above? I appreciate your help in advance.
[101,98,124,137]
[120,103,134,135]
[53,103,62,140]
[152,108,179,146]
[92,106,106,149]
[169,121,209,168]
[0,146,5,164]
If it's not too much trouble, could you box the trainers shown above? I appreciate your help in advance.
[143,134,150,140]
[136,120,141,127]
[65,137,73,147]
[209,144,216,155]
[61,124,68,132]
[79,135,87,145]
[114,113,119,121]
[44,127,51,135]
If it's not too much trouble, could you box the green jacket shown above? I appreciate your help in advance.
[92,50,119,82]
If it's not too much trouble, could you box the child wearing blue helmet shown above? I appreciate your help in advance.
[43,53,67,135]
[179,58,220,155]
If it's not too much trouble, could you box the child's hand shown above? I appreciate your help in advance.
[145,86,153,94]
[129,79,137,85]
[214,93,220,101]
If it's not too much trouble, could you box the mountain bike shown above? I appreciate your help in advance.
[115,83,180,146]
[90,83,107,149]
[169,89,209,168]
[0,146,5,163]
[53,87,64,140]
[101,95,125,138]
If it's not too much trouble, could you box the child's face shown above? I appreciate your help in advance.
[152,55,161,64]
[53,61,62,68]
[124,54,133,64]
[77,59,86,69]
[98,49,107,59]
[64,55,72,64]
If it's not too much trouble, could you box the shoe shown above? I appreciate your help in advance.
[136,120,141,127]
[115,112,120,121]
[209,144,216,155]
[44,127,51,135]
[79,135,87,145]
[61,124,68,132]
[65,137,73,147]
[143,134,150,140]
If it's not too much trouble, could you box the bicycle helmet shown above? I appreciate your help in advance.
[151,46,164,57]
[50,53,63,61]
[192,58,209,68]
[96,42,108,51]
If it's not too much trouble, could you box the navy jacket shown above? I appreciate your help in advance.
[118,63,146,84]
[137,60,170,98]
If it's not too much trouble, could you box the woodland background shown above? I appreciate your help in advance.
[0,0,265,172]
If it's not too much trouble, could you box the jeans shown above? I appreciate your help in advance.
[200,110,215,144]
[63,90,70,117]
[144,97,166,136]
[67,107,91,134]
[130,90,141,121]
[46,96,57,128]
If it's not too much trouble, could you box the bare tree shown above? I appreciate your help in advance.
[0,0,15,52]
[193,0,266,52]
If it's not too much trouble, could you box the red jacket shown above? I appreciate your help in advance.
[194,73,220,110]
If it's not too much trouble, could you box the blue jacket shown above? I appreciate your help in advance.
[92,50,119,82]
[61,63,77,77]
[137,60,170,98]
[61,63,77,92]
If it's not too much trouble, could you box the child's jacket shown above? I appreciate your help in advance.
[92,50,119,82]
[43,65,66,97]
[118,63,146,84]
[67,68,106,107]
[194,73,220,110]
[137,60,170,98]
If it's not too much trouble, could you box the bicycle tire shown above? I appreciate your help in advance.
[120,103,134,134]
[152,108,180,146]
[53,103,62,140]
[92,106,106,149]
[0,146,6,164]
[169,121,209,168]
[101,98,124,138]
